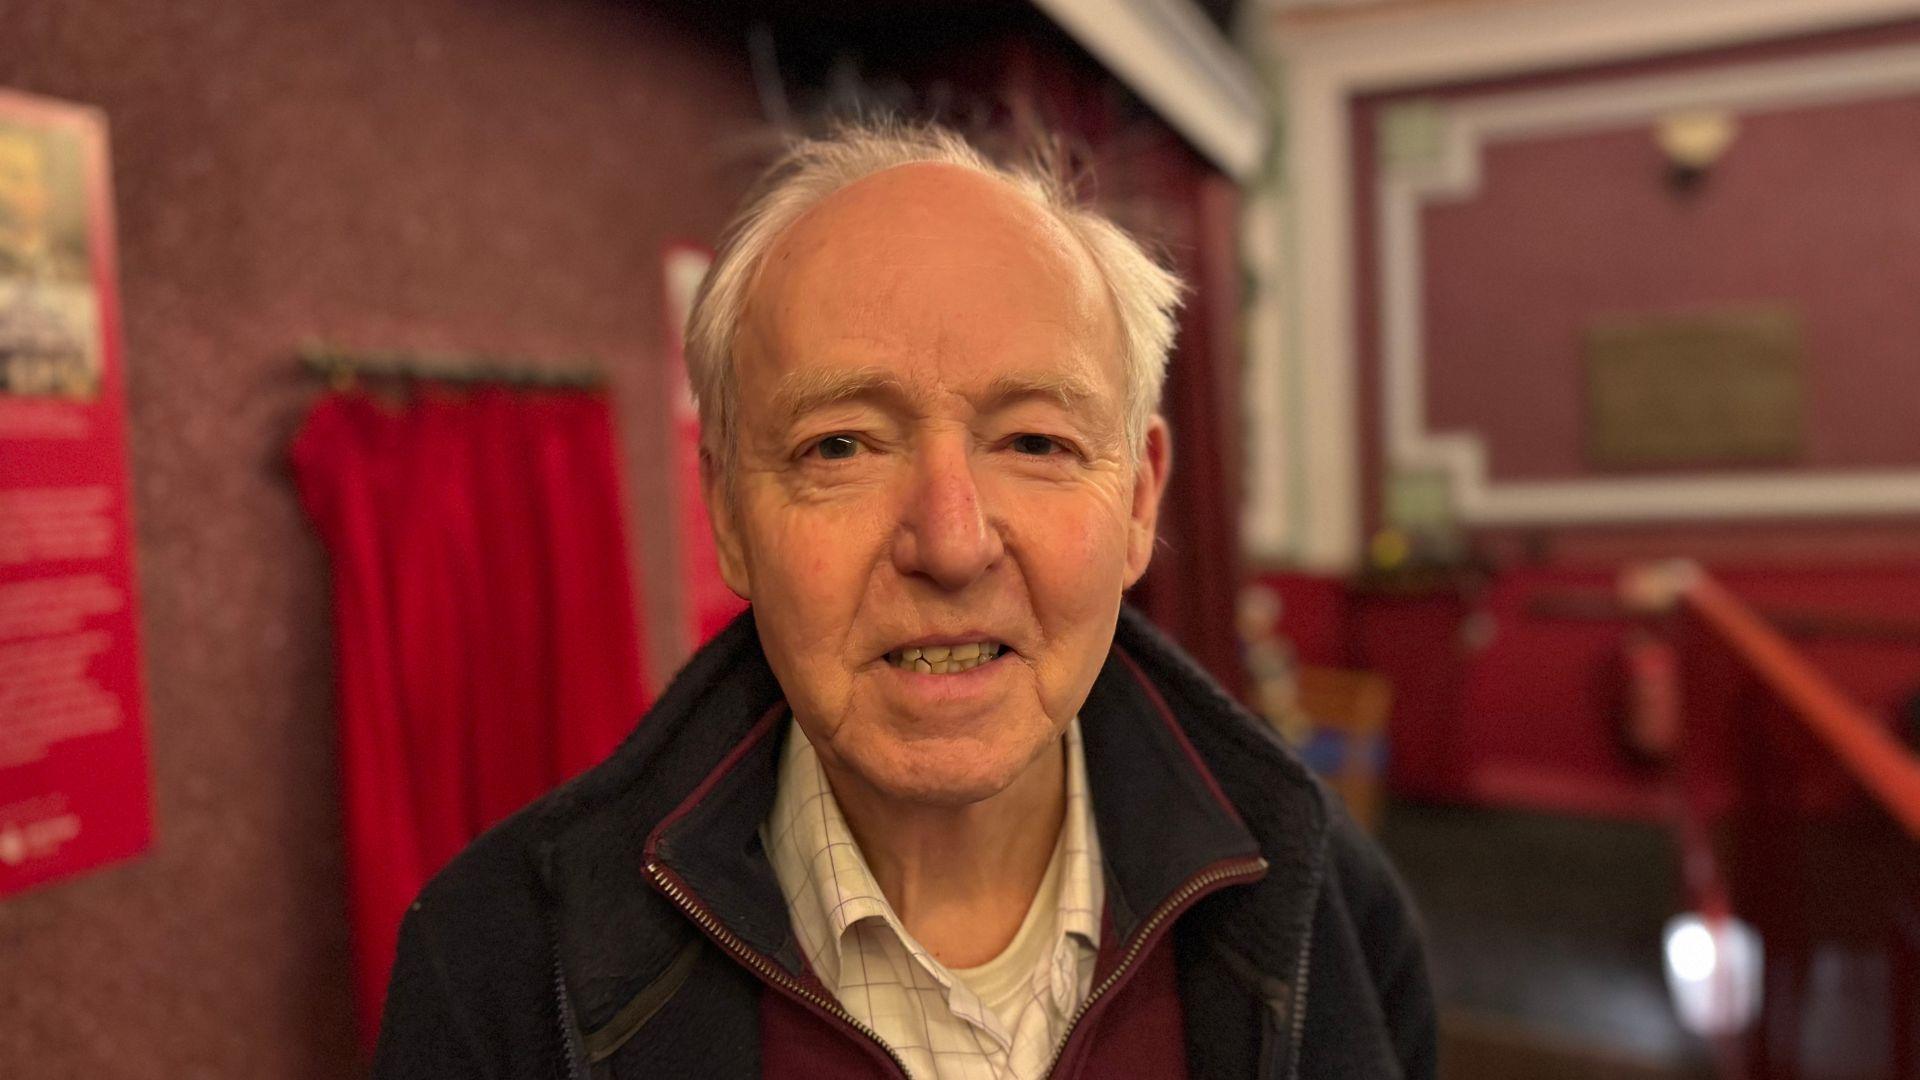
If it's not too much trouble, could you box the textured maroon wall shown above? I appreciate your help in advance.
[1343,22,1920,818]
[1352,18,1920,555]
[1422,92,1920,482]
[0,2,759,1076]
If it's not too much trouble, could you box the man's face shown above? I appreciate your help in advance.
[707,163,1168,807]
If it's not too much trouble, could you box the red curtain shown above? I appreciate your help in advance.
[290,387,649,1045]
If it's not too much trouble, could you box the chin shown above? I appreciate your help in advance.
[837,729,1052,808]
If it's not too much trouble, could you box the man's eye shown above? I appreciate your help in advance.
[812,435,862,460]
[1010,434,1061,456]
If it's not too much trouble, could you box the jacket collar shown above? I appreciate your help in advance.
[1107,606,1330,987]
[533,606,1329,1032]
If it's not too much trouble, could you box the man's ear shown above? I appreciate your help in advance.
[1123,416,1172,589]
[700,449,753,601]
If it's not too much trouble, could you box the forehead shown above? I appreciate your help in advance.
[737,163,1122,407]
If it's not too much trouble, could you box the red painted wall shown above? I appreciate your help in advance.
[1336,21,1920,818]
[1266,562,1920,818]
[0,2,760,1075]
[1422,94,1920,482]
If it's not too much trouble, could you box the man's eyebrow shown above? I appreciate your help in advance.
[766,367,1110,426]
[976,371,1105,413]
[979,371,1127,456]
[769,366,916,424]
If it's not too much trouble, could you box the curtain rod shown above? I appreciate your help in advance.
[297,343,607,390]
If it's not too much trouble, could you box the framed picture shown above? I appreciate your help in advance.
[1585,309,1804,469]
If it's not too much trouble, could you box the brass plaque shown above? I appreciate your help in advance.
[1585,310,1803,468]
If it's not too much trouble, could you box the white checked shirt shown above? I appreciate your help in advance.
[766,718,1105,1080]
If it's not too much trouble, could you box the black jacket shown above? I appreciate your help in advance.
[373,607,1437,1079]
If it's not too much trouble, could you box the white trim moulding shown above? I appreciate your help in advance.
[1253,0,1920,568]
[1378,43,1920,525]
[1032,0,1270,180]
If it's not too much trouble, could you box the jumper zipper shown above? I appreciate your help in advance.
[645,859,915,1079]
[1042,855,1270,1079]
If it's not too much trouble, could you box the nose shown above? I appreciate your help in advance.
[891,437,1004,590]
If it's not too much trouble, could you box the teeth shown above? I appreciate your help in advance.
[890,642,1003,673]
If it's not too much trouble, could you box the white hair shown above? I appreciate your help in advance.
[684,121,1185,477]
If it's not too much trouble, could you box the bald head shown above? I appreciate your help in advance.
[735,164,1123,442]
[683,123,1184,481]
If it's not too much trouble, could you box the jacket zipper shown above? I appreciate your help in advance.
[550,916,588,1080]
[645,854,1268,1080]
[1282,918,1314,1079]
[1282,849,1329,1080]
[644,859,916,1079]
[1042,855,1270,1079]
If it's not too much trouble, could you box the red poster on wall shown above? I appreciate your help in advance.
[0,89,153,898]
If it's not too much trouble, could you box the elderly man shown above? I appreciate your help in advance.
[374,123,1434,1079]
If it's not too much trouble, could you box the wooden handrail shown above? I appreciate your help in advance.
[1529,586,1920,646]
[1681,575,1920,841]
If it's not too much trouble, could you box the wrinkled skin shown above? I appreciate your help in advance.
[706,162,1169,816]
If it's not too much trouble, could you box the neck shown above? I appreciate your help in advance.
[823,735,1068,969]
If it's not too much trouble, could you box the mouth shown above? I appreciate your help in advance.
[884,640,1008,675]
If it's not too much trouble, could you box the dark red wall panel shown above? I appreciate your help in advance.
[0,2,759,1076]
[1347,22,1920,818]
[1422,93,1920,482]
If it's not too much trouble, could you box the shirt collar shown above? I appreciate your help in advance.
[765,717,1104,996]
